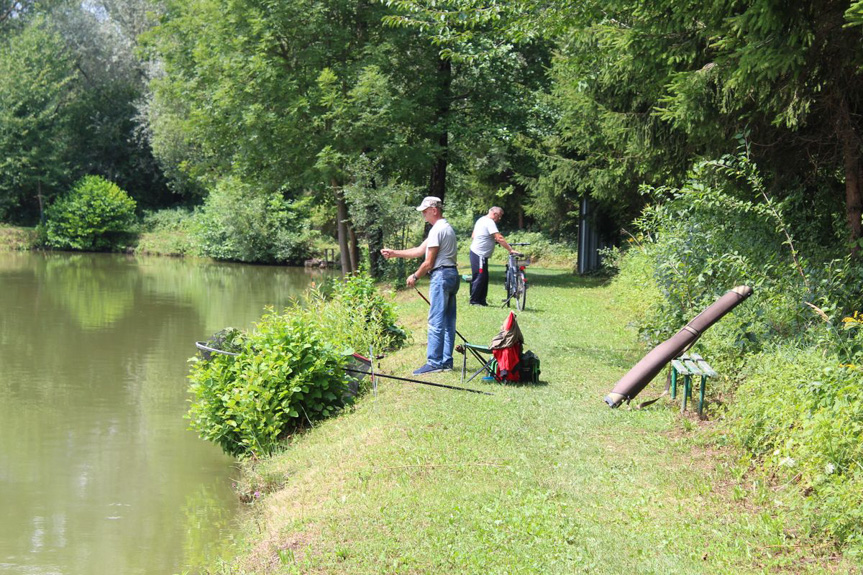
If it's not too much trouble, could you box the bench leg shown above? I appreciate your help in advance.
[670,368,678,399]
[698,375,707,417]
[681,375,692,412]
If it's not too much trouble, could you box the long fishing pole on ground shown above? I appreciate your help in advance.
[413,287,500,382]
[194,343,493,396]
[344,367,493,395]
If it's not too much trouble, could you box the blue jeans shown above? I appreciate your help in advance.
[427,267,460,368]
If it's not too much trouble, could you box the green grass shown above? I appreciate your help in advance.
[213,264,859,574]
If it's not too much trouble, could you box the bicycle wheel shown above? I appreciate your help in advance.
[503,265,513,307]
[516,272,527,311]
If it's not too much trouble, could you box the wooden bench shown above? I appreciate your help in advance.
[670,353,717,416]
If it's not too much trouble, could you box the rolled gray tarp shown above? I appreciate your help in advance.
[604,285,753,408]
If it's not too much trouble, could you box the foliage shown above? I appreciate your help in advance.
[0,15,76,222]
[611,151,863,553]
[143,0,552,261]
[615,150,863,353]
[316,271,408,352]
[135,207,196,256]
[187,307,352,459]
[381,0,523,63]
[341,154,420,277]
[40,175,137,251]
[187,272,406,458]
[725,344,863,553]
[51,1,169,209]
[0,2,168,224]
[144,0,430,194]
[192,177,318,264]
[532,0,863,250]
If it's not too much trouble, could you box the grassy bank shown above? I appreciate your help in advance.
[212,264,858,574]
[0,225,37,251]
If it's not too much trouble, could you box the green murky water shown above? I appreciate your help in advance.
[0,252,329,574]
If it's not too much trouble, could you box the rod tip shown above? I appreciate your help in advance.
[604,393,624,408]
[731,285,753,298]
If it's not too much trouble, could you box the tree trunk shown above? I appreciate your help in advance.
[838,96,863,256]
[429,57,452,203]
[335,184,352,275]
[37,181,45,224]
[348,225,360,273]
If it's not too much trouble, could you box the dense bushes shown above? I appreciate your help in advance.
[187,310,351,458]
[187,273,406,458]
[136,208,197,256]
[193,177,318,264]
[728,345,863,551]
[40,175,137,251]
[134,186,321,263]
[610,152,863,555]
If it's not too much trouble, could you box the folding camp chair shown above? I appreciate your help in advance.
[459,343,498,384]
[458,311,526,384]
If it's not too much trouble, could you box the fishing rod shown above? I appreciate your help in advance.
[344,367,493,395]
[413,287,474,344]
[413,287,501,382]
[194,343,492,396]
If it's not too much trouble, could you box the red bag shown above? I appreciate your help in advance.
[490,312,523,381]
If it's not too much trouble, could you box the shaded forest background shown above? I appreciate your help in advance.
[3,0,863,271]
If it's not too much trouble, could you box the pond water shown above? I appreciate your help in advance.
[0,252,330,574]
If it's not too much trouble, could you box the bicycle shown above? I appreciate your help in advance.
[502,242,530,311]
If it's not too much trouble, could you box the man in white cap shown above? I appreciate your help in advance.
[381,196,459,375]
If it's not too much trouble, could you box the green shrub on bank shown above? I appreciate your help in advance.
[187,273,406,458]
[193,177,317,264]
[40,175,137,251]
[612,153,861,355]
[188,308,351,458]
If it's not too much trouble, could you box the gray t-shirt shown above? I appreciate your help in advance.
[469,215,499,258]
[427,218,458,268]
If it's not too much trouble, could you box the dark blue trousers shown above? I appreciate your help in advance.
[469,250,489,306]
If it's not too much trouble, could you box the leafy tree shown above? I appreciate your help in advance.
[145,0,443,270]
[653,0,863,254]
[51,0,171,209]
[382,0,554,221]
[535,0,863,250]
[0,1,172,224]
[0,16,76,222]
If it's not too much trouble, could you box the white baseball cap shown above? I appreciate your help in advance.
[416,196,443,211]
